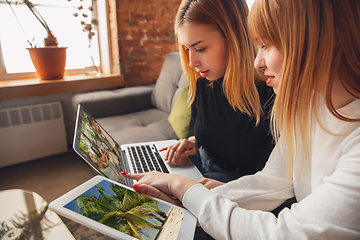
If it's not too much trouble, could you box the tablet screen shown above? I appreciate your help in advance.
[63,178,185,240]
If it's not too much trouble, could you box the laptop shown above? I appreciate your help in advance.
[73,104,203,187]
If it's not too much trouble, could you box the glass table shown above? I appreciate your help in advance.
[0,189,74,240]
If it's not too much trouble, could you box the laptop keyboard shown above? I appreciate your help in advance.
[127,144,169,173]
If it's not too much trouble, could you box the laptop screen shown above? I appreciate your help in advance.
[73,105,128,185]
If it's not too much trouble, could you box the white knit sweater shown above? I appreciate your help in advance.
[183,99,360,240]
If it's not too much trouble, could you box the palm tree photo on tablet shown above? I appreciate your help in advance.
[64,180,185,239]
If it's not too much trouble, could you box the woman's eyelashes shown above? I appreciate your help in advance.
[195,47,206,52]
[183,46,206,53]
[261,44,267,50]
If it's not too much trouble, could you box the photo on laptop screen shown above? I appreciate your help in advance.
[76,109,127,184]
[52,176,190,240]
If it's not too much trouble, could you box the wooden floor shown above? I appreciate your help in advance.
[0,150,116,239]
[0,150,97,203]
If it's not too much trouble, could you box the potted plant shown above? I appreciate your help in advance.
[6,0,67,80]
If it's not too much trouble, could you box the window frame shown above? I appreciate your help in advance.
[0,0,112,81]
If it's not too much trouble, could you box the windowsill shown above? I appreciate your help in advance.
[0,73,124,100]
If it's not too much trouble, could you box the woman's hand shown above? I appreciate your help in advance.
[122,171,197,203]
[198,178,225,190]
[159,137,199,166]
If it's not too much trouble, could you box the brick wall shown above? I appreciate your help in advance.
[111,0,181,87]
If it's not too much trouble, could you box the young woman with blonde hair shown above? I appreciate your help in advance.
[161,0,276,185]
[123,0,360,238]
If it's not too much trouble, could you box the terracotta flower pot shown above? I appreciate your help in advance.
[27,46,67,80]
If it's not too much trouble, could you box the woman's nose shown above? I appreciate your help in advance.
[254,50,265,70]
[189,51,199,68]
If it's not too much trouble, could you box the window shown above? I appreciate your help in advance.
[0,0,110,80]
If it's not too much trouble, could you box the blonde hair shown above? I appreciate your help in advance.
[248,0,360,177]
[175,0,264,124]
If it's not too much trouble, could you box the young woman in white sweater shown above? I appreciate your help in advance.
[122,0,360,238]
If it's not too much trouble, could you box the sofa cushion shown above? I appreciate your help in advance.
[171,73,187,109]
[168,83,191,139]
[151,52,187,114]
[96,109,178,145]
[72,85,155,119]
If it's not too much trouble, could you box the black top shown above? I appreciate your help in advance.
[188,77,275,175]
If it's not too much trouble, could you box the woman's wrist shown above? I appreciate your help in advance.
[187,136,196,142]
[170,175,197,201]
[187,136,200,149]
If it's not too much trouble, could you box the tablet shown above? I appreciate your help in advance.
[49,176,197,240]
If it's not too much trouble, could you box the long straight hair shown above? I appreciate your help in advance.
[175,0,264,124]
[248,0,360,177]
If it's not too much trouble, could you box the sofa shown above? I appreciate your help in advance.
[71,52,191,146]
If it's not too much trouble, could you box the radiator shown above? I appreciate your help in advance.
[0,101,68,167]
